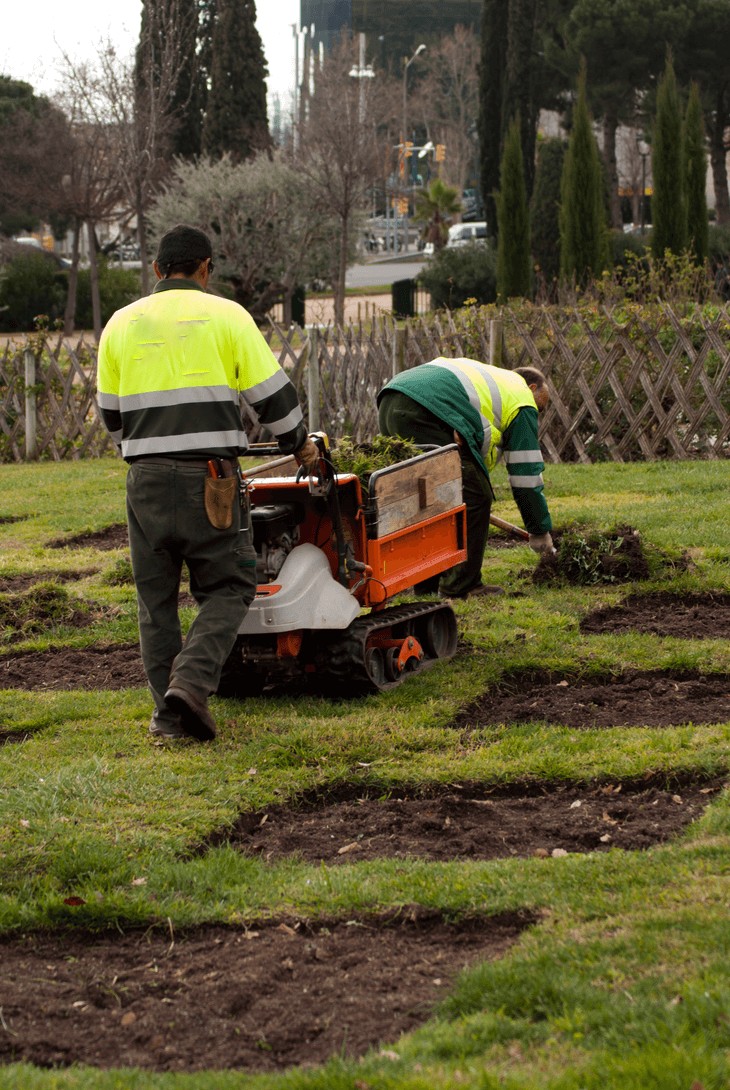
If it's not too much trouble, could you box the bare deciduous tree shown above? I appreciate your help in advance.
[411,26,481,201]
[296,38,391,324]
[55,62,126,337]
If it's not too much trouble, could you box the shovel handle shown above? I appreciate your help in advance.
[489,514,530,541]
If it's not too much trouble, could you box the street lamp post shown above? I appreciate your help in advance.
[400,43,426,254]
[637,138,650,235]
[348,32,375,123]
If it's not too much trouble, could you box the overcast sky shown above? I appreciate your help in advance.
[0,0,300,103]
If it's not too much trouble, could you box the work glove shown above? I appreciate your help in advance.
[529,532,555,555]
[294,436,320,474]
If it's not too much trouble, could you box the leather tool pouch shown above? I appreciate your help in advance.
[204,475,237,530]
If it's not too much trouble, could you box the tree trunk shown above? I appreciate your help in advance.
[334,213,348,326]
[63,221,82,336]
[709,94,730,225]
[136,181,151,296]
[602,113,622,230]
[86,220,102,341]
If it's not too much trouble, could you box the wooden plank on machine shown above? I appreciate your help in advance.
[371,447,462,537]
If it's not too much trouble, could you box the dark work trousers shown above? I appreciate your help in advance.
[378,389,492,597]
[126,461,258,730]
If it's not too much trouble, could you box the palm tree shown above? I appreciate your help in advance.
[413,178,462,252]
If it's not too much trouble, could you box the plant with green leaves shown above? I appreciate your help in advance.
[413,178,462,253]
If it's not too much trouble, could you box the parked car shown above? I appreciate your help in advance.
[446,221,488,248]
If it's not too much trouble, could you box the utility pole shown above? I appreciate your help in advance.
[401,44,426,254]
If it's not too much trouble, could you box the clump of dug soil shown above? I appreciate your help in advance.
[534,524,689,586]
[0,582,104,640]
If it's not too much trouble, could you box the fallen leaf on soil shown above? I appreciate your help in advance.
[121,1012,137,1027]
[551,848,568,857]
[131,877,147,886]
[338,841,362,855]
[570,800,582,809]
[63,896,86,906]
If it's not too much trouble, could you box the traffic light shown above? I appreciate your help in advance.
[404,140,414,158]
[435,144,446,163]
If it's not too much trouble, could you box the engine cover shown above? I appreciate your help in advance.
[238,543,361,634]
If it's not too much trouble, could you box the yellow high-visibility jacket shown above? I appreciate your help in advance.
[97,280,306,460]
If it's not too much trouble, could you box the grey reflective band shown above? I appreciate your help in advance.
[263,405,305,436]
[122,430,249,457]
[508,473,545,488]
[96,391,120,411]
[246,368,291,402]
[504,449,543,464]
[117,385,237,412]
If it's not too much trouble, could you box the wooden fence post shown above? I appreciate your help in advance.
[307,328,320,432]
[392,324,407,377]
[489,318,503,367]
[24,347,38,461]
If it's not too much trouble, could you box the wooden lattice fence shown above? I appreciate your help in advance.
[2,303,729,462]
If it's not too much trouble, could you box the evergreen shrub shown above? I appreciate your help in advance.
[0,252,66,332]
[418,243,497,310]
[75,262,141,329]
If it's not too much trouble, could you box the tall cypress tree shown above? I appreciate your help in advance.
[202,0,270,161]
[135,0,204,160]
[531,137,565,296]
[478,0,509,233]
[496,117,531,300]
[559,65,609,288]
[684,80,708,265]
[505,0,539,199]
[651,56,686,259]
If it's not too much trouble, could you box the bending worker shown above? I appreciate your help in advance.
[377,358,554,599]
[97,224,318,743]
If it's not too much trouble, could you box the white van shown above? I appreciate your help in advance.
[446,221,489,248]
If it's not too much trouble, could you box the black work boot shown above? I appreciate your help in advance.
[164,684,217,742]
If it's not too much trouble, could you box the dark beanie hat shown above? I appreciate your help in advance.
[156,224,212,269]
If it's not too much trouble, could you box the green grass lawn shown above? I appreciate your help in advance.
[0,457,728,1089]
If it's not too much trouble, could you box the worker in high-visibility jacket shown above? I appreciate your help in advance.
[377,358,554,599]
[97,224,318,742]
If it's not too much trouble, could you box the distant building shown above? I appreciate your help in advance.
[300,0,481,74]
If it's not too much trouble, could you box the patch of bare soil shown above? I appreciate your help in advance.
[211,775,724,864]
[0,644,145,692]
[453,670,730,730]
[581,591,730,639]
[0,569,98,593]
[0,515,27,525]
[48,524,129,550]
[0,910,530,1074]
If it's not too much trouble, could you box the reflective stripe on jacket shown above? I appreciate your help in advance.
[97,280,306,459]
[427,357,537,469]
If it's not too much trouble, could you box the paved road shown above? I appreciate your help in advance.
[346,255,427,289]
